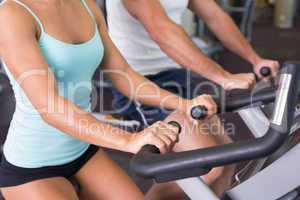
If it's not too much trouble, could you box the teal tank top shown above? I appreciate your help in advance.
[1,0,104,168]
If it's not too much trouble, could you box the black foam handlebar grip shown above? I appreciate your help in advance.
[191,106,208,120]
[260,67,271,77]
[142,145,161,154]
[168,121,182,134]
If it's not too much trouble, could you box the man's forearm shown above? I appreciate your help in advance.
[206,11,261,66]
[121,0,233,86]
[151,21,231,85]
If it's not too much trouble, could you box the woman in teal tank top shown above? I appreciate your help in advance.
[0,0,217,199]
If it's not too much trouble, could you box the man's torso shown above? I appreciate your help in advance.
[106,0,189,75]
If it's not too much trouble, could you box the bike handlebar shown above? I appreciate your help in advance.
[130,62,300,183]
[191,66,274,120]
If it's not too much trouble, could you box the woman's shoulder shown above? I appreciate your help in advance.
[0,2,38,55]
[0,1,37,36]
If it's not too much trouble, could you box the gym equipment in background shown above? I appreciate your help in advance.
[193,0,256,57]
[0,62,15,147]
[275,0,297,29]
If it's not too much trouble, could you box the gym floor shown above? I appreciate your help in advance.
[0,16,299,198]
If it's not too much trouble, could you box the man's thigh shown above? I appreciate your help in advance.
[164,111,222,152]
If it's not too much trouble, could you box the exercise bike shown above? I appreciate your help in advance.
[130,62,300,200]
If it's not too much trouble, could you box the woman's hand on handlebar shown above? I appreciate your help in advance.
[254,59,279,79]
[222,73,256,91]
[125,121,180,154]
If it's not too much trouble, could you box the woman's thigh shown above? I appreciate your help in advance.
[1,177,78,200]
[75,150,144,200]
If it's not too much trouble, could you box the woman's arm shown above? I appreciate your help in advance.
[0,2,178,154]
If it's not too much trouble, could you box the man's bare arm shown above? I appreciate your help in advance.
[189,0,279,78]
[122,0,237,86]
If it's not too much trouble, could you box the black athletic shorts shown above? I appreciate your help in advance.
[0,145,99,187]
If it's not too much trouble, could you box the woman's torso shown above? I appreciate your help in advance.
[0,0,104,168]
[106,0,189,76]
